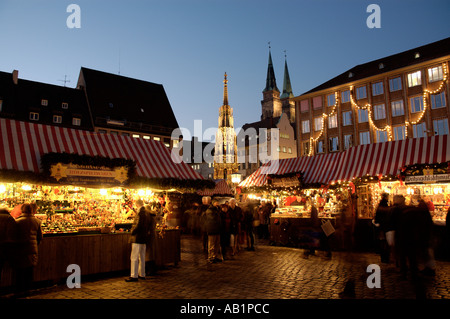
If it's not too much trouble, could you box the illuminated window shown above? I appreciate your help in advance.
[407,71,422,87]
[391,100,404,117]
[300,100,309,113]
[302,141,309,155]
[344,134,353,150]
[316,140,324,153]
[132,134,140,138]
[428,66,443,82]
[314,117,322,131]
[41,99,48,106]
[301,120,310,133]
[153,137,160,141]
[62,102,69,109]
[288,147,292,154]
[328,114,338,128]
[329,137,339,152]
[373,104,386,120]
[143,135,150,139]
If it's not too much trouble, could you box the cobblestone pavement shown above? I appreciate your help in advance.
[7,235,450,301]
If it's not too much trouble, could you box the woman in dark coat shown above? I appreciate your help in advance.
[15,203,43,294]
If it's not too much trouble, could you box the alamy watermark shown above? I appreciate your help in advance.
[366,4,381,29]
[66,4,81,29]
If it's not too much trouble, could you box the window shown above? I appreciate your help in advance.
[356,86,367,100]
[372,82,384,96]
[328,114,338,129]
[72,117,81,126]
[428,66,443,82]
[389,77,402,92]
[359,131,370,145]
[341,90,350,103]
[53,115,62,124]
[122,132,130,137]
[373,104,386,120]
[29,112,39,121]
[0,100,3,112]
[407,71,422,87]
[413,122,427,138]
[62,102,68,109]
[301,120,310,134]
[314,117,323,131]
[358,109,369,123]
[410,96,424,113]
[344,134,353,150]
[433,119,449,136]
[391,100,404,117]
[153,137,160,141]
[316,140,324,153]
[329,137,339,152]
[342,111,352,126]
[327,94,335,107]
[143,135,150,139]
[393,125,406,140]
[132,134,140,138]
[41,99,48,106]
[313,96,322,110]
[98,129,107,134]
[431,92,446,109]
[288,147,292,154]
[376,131,388,143]
[283,146,286,153]
[300,100,309,113]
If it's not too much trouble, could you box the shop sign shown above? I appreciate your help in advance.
[50,162,128,186]
[270,175,301,187]
[405,173,450,183]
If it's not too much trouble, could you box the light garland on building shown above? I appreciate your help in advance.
[307,62,448,156]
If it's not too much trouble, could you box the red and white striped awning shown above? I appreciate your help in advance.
[332,134,450,182]
[239,135,450,188]
[0,118,203,180]
[198,179,232,196]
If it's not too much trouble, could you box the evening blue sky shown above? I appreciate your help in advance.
[0,0,449,142]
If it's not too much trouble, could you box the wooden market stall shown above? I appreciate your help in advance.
[0,118,209,290]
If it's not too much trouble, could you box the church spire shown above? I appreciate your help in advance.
[281,53,293,99]
[223,72,229,106]
[263,44,279,93]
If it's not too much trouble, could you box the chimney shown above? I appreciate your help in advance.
[12,70,19,85]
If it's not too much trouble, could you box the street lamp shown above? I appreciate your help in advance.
[231,173,242,184]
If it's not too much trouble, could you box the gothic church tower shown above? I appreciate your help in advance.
[214,73,238,182]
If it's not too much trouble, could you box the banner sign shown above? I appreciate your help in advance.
[405,173,450,184]
[50,162,128,186]
[270,175,301,187]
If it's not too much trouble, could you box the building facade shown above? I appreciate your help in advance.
[214,73,239,182]
[293,37,450,157]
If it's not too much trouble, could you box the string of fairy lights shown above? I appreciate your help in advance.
[308,62,448,156]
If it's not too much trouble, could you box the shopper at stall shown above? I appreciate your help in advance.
[14,203,43,295]
[0,205,17,287]
[417,199,436,276]
[204,199,223,263]
[243,201,257,251]
[200,196,211,252]
[229,199,242,255]
[144,204,158,276]
[126,199,149,282]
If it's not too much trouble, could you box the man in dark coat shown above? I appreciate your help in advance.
[204,199,222,263]
[228,198,242,255]
[126,199,149,282]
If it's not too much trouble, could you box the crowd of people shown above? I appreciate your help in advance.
[183,197,275,264]
[373,193,443,279]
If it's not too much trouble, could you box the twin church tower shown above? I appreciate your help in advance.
[214,47,295,182]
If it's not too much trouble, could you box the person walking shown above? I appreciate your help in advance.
[228,199,241,256]
[14,203,43,296]
[126,199,149,282]
[417,199,436,276]
[243,202,257,251]
[219,204,232,260]
[0,205,17,288]
[200,196,211,252]
[374,193,391,263]
[204,199,222,263]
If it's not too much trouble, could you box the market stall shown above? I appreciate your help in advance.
[0,118,210,289]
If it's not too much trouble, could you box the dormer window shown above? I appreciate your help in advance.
[41,99,48,106]
[62,102,68,109]
[378,63,384,69]
[415,52,420,59]
[108,102,114,108]
[140,108,145,113]
[348,72,354,78]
